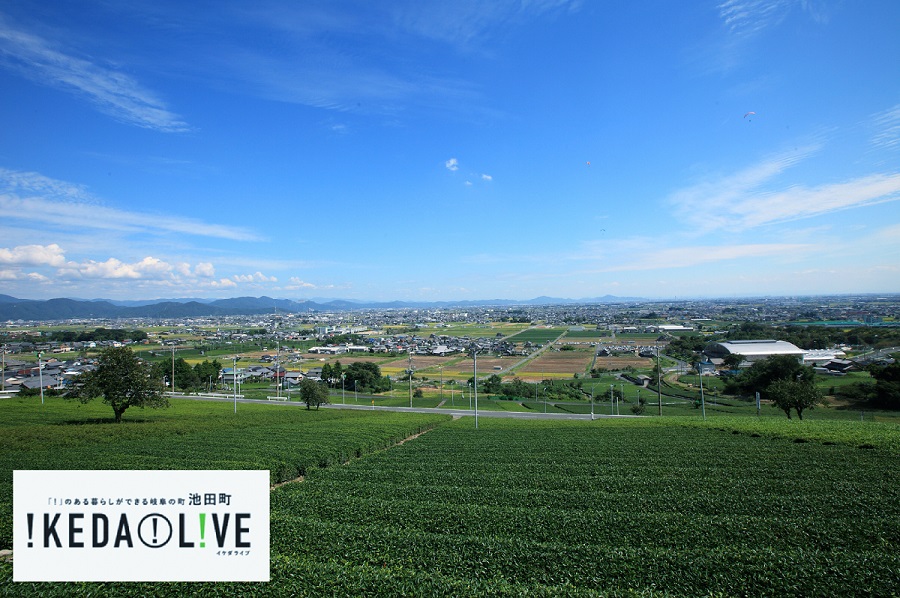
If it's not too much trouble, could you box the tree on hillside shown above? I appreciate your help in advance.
[71,346,168,422]
[725,354,814,398]
[867,361,900,409]
[482,374,503,394]
[299,378,329,410]
[766,378,823,420]
[722,353,744,370]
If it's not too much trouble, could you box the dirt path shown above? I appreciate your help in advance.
[270,426,436,489]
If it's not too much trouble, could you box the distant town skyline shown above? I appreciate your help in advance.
[1,1,899,301]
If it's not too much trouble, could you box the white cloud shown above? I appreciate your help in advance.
[233,271,277,283]
[0,15,189,132]
[445,158,459,171]
[0,269,23,280]
[0,168,260,241]
[481,173,493,181]
[0,243,66,266]
[60,256,175,280]
[287,277,316,289]
[669,148,900,231]
[194,262,216,277]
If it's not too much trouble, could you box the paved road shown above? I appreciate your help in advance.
[171,393,637,420]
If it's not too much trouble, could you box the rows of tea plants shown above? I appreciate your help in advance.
[261,418,899,596]
[0,397,449,550]
[3,412,898,596]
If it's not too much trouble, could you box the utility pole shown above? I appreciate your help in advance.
[656,343,662,416]
[699,367,706,420]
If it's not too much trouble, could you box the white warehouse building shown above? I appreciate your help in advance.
[703,339,806,364]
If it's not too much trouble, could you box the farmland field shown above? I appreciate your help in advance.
[1,400,898,596]
[506,327,567,344]
[518,348,596,380]
[592,354,652,370]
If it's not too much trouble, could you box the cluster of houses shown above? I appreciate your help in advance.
[361,333,527,357]
[0,357,95,394]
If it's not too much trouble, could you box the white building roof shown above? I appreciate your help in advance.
[708,339,805,357]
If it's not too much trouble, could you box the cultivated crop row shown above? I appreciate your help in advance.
[267,418,899,596]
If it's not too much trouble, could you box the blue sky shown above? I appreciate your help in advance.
[1,0,898,302]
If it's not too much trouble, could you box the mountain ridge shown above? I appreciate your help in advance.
[0,294,646,321]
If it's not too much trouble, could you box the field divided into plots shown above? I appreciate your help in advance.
[1,402,898,596]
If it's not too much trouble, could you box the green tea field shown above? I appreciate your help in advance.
[1,398,898,596]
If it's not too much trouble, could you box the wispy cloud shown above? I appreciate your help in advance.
[0,14,188,131]
[0,168,260,241]
[871,103,900,152]
[717,0,793,35]
[390,0,581,47]
[717,0,831,36]
[197,2,579,116]
[668,149,900,231]
[445,158,459,171]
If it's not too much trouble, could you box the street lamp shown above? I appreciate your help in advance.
[341,373,346,405]
[699,367,706,420]
[610,384,614,416]
[656,343,662,416]
[1,345,6,393]
[37,351,44,405]
[171,345,176,396]
[590,384,595,420]
[232,355,241,414]
[473,349,479,430]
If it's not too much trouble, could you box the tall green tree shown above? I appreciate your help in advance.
[71,347,168,422]
[867,361,900,409]
[722,353,744,370]
[299,378,329,410]
[726,355,814,398]
[345,362,382,391]
[173,357,200,391]
[194,359,222,391]
[766,378,823,420]
[321,363,333,386]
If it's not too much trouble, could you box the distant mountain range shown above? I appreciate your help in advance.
[0,294,645,321]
